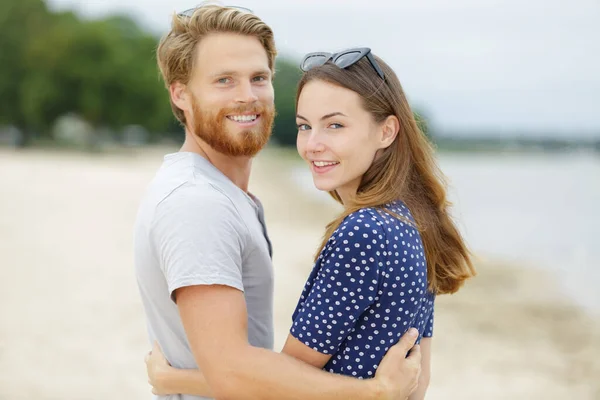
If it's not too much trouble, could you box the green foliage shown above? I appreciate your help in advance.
[272,57,302,147]
[0,0,51,143]
[0,0,175,144]
[0,0,431,148]
[413,109,434,141]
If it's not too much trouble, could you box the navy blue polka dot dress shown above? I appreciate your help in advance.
[290,200,435,378]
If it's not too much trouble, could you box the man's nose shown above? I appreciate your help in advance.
[235,81,259,103]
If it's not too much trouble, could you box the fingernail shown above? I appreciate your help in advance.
[408,328,418,337]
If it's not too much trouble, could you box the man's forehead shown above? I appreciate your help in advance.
[194,33,270,73]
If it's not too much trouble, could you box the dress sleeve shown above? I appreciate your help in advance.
[290,214,385,354]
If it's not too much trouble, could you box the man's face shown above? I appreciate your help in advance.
[183,32,275,157]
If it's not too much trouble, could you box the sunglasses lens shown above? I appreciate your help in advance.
[334,51,362,69]
[302,55,328,71]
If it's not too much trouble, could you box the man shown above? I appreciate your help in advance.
[134,4,421,399]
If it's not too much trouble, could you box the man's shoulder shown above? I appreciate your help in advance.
[145,180,248,249]
[155,180,236,215]
[147,152,223,199]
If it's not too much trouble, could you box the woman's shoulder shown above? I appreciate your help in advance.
[342,201,415,230]
[381,200,416,224]
[320,201,420,258]
[319,209,385,257]
[335,207,386,238]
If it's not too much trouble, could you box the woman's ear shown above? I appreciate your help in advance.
[169,82,190,112]
[379,115,400,149]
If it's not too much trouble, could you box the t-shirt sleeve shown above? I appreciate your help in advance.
[150,184,246,302]
[290,215,384,355]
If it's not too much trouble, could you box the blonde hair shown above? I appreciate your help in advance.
[156,2,277,124]
[297,55,476,295]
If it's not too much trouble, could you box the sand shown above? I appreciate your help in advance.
[0,146,598,399]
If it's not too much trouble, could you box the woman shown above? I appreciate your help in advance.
[144,47,475,398]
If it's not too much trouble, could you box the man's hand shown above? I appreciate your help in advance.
[373,328,422,400]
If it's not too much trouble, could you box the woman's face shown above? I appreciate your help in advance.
[296,80,395,203]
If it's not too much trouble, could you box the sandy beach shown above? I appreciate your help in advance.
[0,146,598,399]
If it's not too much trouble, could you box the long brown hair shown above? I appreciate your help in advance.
[296,55,476,294]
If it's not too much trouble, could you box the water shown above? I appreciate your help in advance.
[293,151,600,313]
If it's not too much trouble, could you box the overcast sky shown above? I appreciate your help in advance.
[47,0,600,137]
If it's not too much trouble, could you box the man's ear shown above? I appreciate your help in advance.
[379,115,399,149]
[169,82,190,113]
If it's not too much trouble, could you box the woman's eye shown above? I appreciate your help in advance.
[329,123,343,129]
[297,124,311,131]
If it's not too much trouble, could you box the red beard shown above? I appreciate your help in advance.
[190,96,275,157]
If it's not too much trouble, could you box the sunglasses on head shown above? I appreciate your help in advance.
[300,47,385,80]
[178,4,253,18]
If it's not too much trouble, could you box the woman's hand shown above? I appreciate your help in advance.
[144,341,213,397]
[145,341,174,395]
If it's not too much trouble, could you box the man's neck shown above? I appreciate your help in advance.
[180,134,252,192]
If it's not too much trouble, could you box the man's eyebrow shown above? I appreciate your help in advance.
[209,69,272,79]
[209,70,238,78]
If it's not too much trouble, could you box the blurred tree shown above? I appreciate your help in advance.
[0,1,430,149]
[94,16,175,137]
[0,0,175,146]
[413,109,434,142]
[0,0,51,146]
[22,11,174,141]
[272,56,302,147]
[21,11,82,135]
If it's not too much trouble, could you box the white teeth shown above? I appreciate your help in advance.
[314,161,339,167]
[229,114,258,122]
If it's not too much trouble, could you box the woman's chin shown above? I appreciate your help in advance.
[313,180,337,193]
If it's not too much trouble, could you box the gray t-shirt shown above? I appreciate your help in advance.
[134,152,274,400]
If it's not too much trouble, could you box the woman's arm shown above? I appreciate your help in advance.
[281,333,332,368]
[154,368,212,397]
[408,337,431,400]
[145,341,212,397]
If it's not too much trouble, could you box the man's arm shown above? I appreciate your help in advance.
[145,327,419,398]
[145,317,419,397]
[177,284,421,400]
[408,338,431,400]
